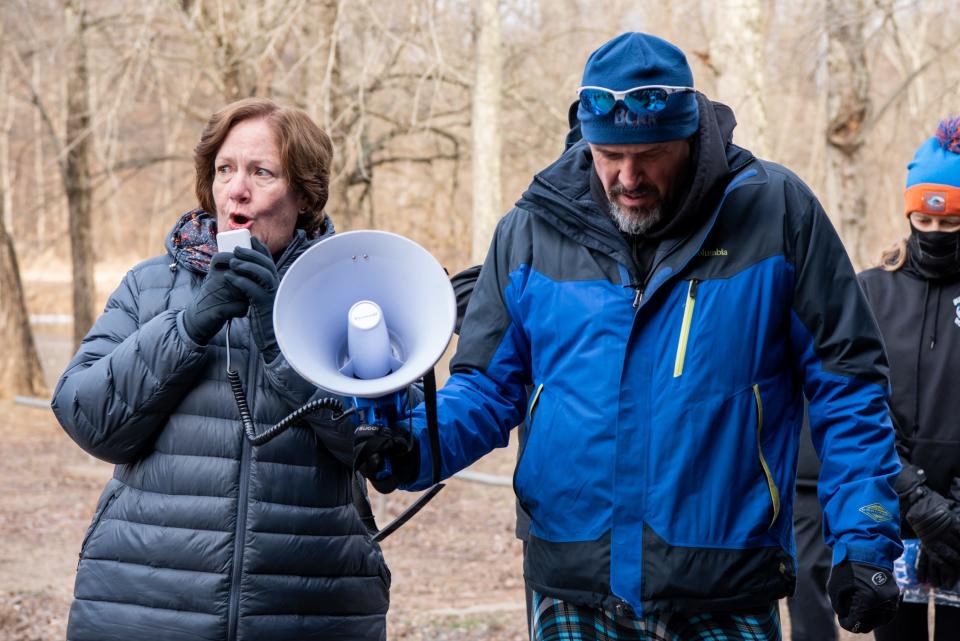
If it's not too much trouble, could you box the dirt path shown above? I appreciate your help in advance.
[0,399,528,640]
[0,397,879,641]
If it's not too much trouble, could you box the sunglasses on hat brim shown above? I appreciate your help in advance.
[577,85,694,116]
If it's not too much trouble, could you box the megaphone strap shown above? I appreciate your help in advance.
[372,483,445,542]
[423,368,442,485]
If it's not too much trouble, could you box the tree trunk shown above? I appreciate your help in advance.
[64,0,96,349]
[470,0,502,263]
[712,0,770,157]
[311,0,351,228]
[0,24,46,397]
[0,207,46,398]
[825,0,871,268]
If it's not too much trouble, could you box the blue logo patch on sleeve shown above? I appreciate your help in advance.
[859,503,894,523]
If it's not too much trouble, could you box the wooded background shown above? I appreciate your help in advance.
[1,0,958,397]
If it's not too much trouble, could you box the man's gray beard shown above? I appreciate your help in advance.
[608,201,662,235]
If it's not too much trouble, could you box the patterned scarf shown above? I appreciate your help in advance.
[166,209,333,273]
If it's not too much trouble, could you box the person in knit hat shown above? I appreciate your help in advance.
[354,32,902,641]
[860,116,960,641]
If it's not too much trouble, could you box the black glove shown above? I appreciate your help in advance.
[225,237,280,362]
[182,252,249,344]
[917,544,960,589]
[353,424,420,494]
[895,466,960,573]
[827,561,899,633]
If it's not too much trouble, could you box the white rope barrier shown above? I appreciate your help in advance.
[13,396,51,409]
[453,469,512,487]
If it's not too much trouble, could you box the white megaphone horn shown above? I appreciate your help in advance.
[273,230,457,399]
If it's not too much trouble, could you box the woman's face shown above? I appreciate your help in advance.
[909,211,960,233]
[213,118,303,255]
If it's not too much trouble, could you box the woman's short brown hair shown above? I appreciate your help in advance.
[194,98,334,235]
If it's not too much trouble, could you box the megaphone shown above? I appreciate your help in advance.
[274,230,457,400]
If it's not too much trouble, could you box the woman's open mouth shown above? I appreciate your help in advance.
[229,213,254,230]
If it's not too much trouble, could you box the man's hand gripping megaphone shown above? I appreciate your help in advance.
[352,423,421,493]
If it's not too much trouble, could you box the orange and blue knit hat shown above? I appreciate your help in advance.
[904,116,960,217]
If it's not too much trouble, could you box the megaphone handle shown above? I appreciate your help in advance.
[423,369,442,485]
[375,458,394,481]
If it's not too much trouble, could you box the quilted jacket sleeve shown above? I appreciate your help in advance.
[785,180,902,571]
[51,269,207,464]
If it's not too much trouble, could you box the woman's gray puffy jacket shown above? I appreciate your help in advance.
[52,211,389,641]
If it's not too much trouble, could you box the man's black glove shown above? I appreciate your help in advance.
[827,561,899,633]
[354,424,420,494]
[182,252,249,344]
[895,465,960,584]
[226,237,280,362]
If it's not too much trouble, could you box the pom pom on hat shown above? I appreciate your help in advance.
[936,115,960,154]
[904,115,960,217]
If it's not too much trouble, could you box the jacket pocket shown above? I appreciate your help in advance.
[513,383,545,515]
[753,384,780,528]
[79,481,125,565]
[673,279,699,377]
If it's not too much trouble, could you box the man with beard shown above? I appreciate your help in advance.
[354,32,902,641]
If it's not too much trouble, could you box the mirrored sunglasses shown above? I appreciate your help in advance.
[577,85,694,116]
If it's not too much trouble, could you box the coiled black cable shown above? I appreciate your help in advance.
[224,320,353,446]
[226,368,352,446]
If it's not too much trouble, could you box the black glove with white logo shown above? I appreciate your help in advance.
[827,561,899,633]
[895,466,960,585]
[353,424,420,494]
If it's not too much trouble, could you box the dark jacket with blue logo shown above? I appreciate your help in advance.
[52,211,389,641]
[406,97,901,615]
[859,260,960,537]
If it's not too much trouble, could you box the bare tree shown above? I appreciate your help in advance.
[825,0,871,267]
[709,0,770,156]
[471,0,502,262]
[63,0,96,349]
[0,38,45,397]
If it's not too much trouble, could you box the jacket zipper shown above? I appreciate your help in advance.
[753,384,780,528]
[226,239,302,640]
[673,280,699,377]
[513,383,545,516]
[227,329,258,641]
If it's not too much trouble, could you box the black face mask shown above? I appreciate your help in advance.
[907,229,960,279]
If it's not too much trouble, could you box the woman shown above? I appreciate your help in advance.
[860,116,960,641]
[52,98,390,641]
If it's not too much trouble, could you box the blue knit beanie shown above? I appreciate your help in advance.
[904,116,960,217]
[578,32,699,145]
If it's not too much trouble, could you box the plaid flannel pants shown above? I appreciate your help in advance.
[530,591,782,641]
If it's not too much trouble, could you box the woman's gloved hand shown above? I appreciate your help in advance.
[226,237,280,362]
[895,466,960,575]
[918,476,960,588]
[182,252,249,344]
[917,545,960,588]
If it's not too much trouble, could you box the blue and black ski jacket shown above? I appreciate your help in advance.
[407,99,901,616]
